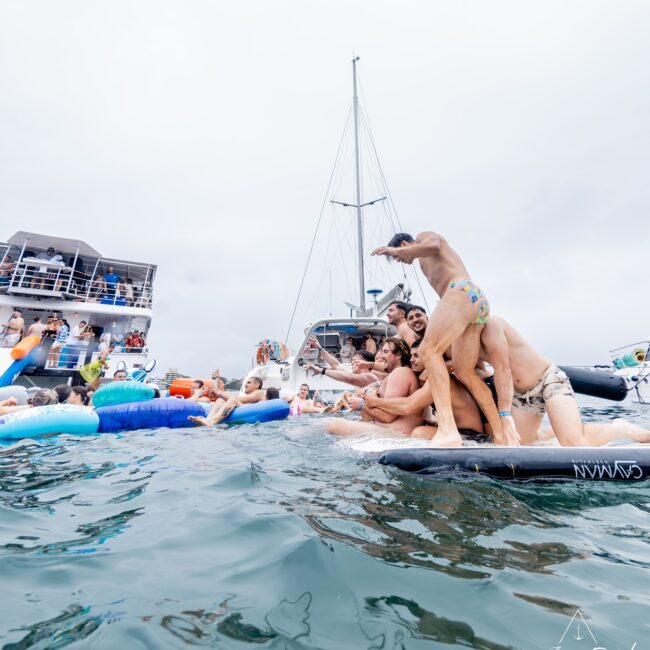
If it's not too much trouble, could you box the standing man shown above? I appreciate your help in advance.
[104,266,119,298]
[373,232,513,447]
[1,309,24,347]
[386,301,418,346]
[26,316,47,339]
[340,337,357,363]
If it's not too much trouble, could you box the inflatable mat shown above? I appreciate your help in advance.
[379,446,650,481]
[92,381,155,409]
[0,404,100,439]
[96,397,205,433]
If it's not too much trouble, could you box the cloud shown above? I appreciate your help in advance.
[0,0,648,376]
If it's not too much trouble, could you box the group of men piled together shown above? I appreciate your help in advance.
[184,229,648,447]
[321,231,648,447]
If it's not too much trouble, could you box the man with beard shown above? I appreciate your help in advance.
[326,337,421,437]
[386,301,418,346]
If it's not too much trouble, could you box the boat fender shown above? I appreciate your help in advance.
[559,366,628,402]
[92,381,155,409]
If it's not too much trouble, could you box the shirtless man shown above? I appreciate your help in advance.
[406,305,428,342]
[481,317,650,446]
[364,343,485,443]
[1,309,25,348]
[373,232,510,447]
[326,337,421,437]
[188,376,265,426]
[386,301,418,346]
[26,316,47,339]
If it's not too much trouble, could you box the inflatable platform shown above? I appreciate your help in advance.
[379,446,650,481]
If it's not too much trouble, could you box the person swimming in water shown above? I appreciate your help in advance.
[372,232,515,448]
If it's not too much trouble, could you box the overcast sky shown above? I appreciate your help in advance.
[1,1,649,378]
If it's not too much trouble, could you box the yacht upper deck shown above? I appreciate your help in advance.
[0,231,156,309]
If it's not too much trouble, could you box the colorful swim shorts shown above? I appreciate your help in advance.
[448,279,490,325]
[512,365,575,416]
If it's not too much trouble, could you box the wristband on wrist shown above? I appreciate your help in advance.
[322,367,326,375]
[498,411,511,417]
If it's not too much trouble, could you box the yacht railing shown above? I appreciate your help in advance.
[43,346,150,370]
[0,243,155,308]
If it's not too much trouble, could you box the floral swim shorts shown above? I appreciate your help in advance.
[448,279,490,325]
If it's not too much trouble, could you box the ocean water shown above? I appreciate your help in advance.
[0,397,648,649]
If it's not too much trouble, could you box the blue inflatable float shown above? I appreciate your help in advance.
[0,404,100,439]
[92,381,155,409]
[95,397,205,433]
[223,398,290,425]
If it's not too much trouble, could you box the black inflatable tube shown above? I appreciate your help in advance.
[379,446,650,481]
[559,366,627,402]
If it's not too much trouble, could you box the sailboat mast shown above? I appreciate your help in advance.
[352,56,365,311]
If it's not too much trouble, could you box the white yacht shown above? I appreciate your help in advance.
[245,58,423,396]
[0,231,156,388]
[609,340,650,404]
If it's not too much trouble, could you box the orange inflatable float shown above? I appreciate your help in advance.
[169,378,215,399]
[10,335,41,360]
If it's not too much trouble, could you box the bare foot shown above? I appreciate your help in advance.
[613,418,650,443]
[188,416,208,427]
[428,429,463,448]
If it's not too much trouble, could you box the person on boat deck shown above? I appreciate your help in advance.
[49,318,70,367]
[188,376,266,427]
[363,333,378,355]
[480,317,650,447]
[0,255,15,285]
[104,266,119,297]
[363,341,488,442]
[340,337,357,363]
[1,309,25,347]
[327,337,422,438]
[385,301,418,347]
[373,232,513,448]
[26,316,46,339]
[305,336,385,388]
[30,247,56,290]
[406,305,428,342]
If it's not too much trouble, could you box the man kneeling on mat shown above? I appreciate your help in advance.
[326,337,422,438]
[481,317,650,446]
[188,376,265,427]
